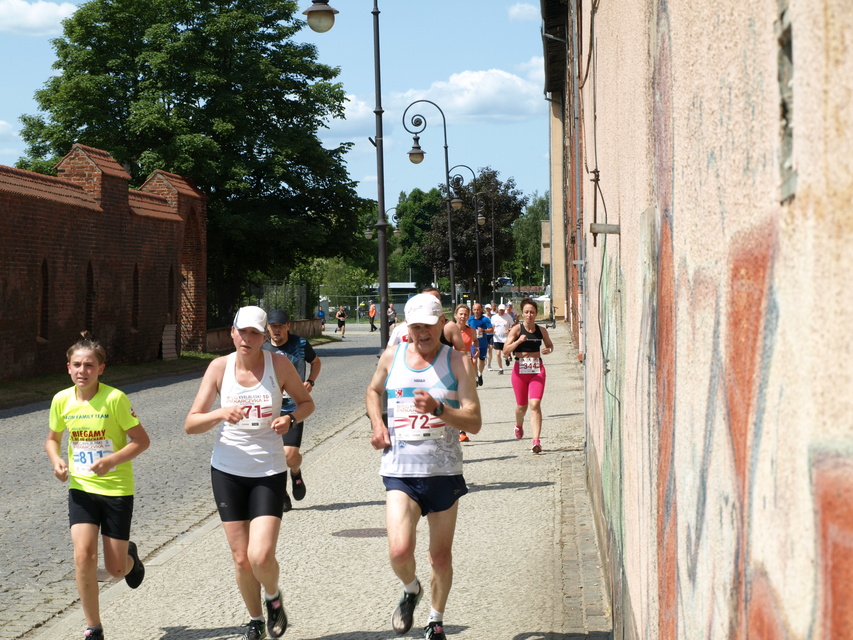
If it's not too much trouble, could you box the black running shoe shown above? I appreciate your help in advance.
[241,619,266,640]
[505,356,510,367]
[424,621,447,640]
[265,592,288,637]
[291,470,306,501]
[84,627,104,640]
[125,541,145,589]
[282,491,293,513]
[391,581,422,634]
[477,374,483,387]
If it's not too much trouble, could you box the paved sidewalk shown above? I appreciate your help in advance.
[29,322,611,640]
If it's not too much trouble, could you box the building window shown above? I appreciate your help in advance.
[777,1,796,202]
[38,259,49,341]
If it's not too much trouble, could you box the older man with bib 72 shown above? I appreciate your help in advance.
[366,293,482,640]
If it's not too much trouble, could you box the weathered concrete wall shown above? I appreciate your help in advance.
[546,0,853,637]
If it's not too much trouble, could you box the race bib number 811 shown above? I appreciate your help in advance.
[71,439,114,475]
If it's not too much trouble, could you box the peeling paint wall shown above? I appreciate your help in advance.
[547,0,853,637]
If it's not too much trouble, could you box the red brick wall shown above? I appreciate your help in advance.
[0,144,207,381]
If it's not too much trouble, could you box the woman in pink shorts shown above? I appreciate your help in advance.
[502,298,554,453]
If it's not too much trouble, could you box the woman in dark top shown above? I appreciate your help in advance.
[503,298,554,453]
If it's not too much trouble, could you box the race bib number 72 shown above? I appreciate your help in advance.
[388,399,445,441]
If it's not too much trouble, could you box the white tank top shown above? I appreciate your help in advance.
[380,343,463,478]
[211,351,286,477]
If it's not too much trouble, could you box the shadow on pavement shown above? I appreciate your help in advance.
[513,633,612,640]
[157,625,242,639]
[301,499,386,512]
[467,480,554,493]
[302,624,469,639]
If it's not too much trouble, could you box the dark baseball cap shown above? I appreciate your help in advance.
[268,309,290,324]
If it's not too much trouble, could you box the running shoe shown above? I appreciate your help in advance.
[125,541,145,589]
[391,580,423,634]
[424,621,447,640]
[487,365,493,371]
[532,439,542,454]
[459,432,470,442]
[477,375,483,387]
[498,369,504,375]
[514,425,523,439]
[241,619,267,640]
[84,627,104,640]
[291,470,306,501]
[505,356,511,367]
[265,592,288,637]
[282,491,293,513]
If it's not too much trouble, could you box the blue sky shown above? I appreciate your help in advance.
[0,0,549,206]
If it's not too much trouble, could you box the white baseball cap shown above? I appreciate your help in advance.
[404,293,443,325]
[498,304,506,310]
[484,303,492,309]
[233,306,267,332]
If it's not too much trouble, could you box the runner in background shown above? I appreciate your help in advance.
[263,309,321,511]
[502,298,554,454]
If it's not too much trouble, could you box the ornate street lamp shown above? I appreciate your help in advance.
[474,192,496,299]
[449,164,485,302]
[403,99,459,306]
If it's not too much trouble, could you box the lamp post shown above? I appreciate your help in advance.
[474,192,496,299]
[449,164,485,303]
[304,0,391,347]
[403,99,458,306]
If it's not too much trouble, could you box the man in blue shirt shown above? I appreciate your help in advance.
[467,302,493,387]
[262,309,322,511]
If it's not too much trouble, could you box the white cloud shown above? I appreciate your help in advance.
[393,68,541,125]
[508,2,539,22]
[0,120,20,142]
[0,0,77,36]
[516,55,545,84]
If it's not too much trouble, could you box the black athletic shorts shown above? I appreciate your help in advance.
[281,419,304,448]
[68,489,134,540]
[383,475,468,516]
[211,467,288,522]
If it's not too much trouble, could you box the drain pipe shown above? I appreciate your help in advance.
[568,0,588,452]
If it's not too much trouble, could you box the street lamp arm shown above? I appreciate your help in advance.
[401,99,448,143]
[403,98,456,305]
[448,164,477,195]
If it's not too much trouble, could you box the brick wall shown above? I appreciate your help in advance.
[0,144,207,381]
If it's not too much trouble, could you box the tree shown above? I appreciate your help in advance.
[392,188,444,288]
[17,0,366,323]
[505,191,550,289]
[433,167,527,298]
[319,257,373,300]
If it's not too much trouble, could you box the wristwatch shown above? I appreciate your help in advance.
[307,379,315,387]
[434,401,445,417]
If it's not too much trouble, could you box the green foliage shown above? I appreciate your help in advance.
[507,191,550,288]
[318,257,374,299]
[16,0,367,324]
[436,167,527,297]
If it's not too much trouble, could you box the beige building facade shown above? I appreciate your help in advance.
[542,0,853,638]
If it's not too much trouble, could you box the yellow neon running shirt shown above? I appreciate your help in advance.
[49,384,140,496]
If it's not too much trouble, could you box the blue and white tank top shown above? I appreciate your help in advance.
[380,343,462,478]
[211,351,286,477]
